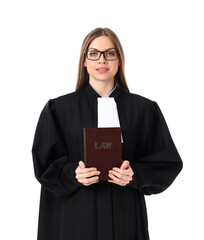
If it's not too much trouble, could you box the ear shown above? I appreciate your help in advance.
[117,58,120,67]
[84,59,87,67]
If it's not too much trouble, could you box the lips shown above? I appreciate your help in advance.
[96,68,109,73]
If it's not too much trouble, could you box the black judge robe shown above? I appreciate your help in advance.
[31,82,183,240]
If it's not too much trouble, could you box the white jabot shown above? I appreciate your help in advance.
[89,82,123,143]
[97,97,120,127]
[97,97,123,143]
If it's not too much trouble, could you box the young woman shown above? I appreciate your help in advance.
[32,27,183,240]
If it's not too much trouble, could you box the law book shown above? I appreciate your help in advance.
[83,127,122,181]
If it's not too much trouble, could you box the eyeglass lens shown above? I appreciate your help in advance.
[87,51,118,60]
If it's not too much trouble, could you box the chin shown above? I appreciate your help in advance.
[95,78,114,83]
[94,75,114,82]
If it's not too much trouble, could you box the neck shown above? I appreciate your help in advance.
[89,79,115,97]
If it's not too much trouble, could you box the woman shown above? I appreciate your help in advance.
[32,27,183,240]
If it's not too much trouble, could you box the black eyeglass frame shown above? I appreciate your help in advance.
[85,50,120,61]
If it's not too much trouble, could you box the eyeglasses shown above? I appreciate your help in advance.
[85,50,120,61]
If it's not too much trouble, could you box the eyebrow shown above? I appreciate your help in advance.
[88,47,116,51]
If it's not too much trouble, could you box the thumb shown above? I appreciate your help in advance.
[79,160,85,168]
[120,160,129,170]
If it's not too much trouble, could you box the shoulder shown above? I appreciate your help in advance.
[119,90,157,110]
[129,92,154,104]
[46,89,85,107]
[40,89,84,116]
[52,89,82,103]
[119,91,164,123]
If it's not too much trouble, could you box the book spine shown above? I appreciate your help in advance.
[83,128,86,165]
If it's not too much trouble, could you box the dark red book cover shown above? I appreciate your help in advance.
[83,127,122,181]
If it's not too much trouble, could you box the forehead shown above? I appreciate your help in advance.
[88,36,115,50]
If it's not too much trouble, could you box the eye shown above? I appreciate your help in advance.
[106,51,116,56]
[88,51,99,56]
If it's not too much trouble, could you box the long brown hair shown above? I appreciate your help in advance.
[75,27,129,93]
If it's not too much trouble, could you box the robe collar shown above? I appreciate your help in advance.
[86,81,121,100]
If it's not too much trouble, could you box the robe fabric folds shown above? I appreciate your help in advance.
[31,82,183,240]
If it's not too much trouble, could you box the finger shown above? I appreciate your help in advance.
[79,161,86,168]
[76,167,97,174]
[111,168,132,177]
[107,179,127,186]
[79,176,99,186]
[84,176,99,184]
[76,170,100,180]
[109,170,131,181]
[108,174,127,186]
[120,160,129,170]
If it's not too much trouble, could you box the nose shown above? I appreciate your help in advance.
[98,52,107,63]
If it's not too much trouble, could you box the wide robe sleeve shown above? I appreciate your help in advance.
[31,99,83,197]
[126,101,183,195]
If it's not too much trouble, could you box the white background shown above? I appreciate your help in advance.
[0,0,203,239]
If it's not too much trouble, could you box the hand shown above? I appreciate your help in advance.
[75,161,100,186]
[108,160,134,186]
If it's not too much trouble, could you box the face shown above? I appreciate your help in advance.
[84,36,119,84]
